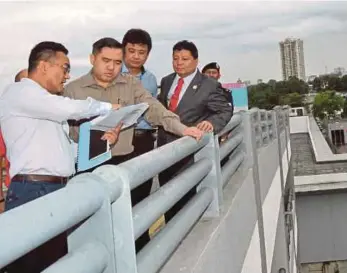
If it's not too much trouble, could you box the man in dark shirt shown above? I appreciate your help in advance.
[202,62,234,108]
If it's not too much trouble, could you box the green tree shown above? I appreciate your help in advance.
[248,86,279,110]
[312,91,344,120]
[341,75,347,91]
[327,75,342,91]
[248,77,309,109]
[312,77,322,91]
[342,98,347,118]
[282,92,303,107]
[287,76,308,94]
[274,80,289,94]
[320,75,330,89]
[268,79,277,90]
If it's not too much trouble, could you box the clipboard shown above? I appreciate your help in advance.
[76,103,149,172]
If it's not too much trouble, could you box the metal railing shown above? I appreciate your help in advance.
[0,107,289,273]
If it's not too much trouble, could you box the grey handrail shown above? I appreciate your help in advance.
[0,106,290,273]
[132,158,212,240]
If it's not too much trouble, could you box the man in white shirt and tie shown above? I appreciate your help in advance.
[0,41,121,273]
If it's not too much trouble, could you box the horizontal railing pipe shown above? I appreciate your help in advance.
[249,107,259,115]
[0,176,108,268]
[0,106,291,273]
[136,188,213,273]
[119,135,211,190]
[132,158,212,240]
[218,114,242,137]
[43,242,108,273]
[222,150,245,187]
[219,133,243,160]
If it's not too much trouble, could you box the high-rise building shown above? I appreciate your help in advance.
[279,38,306,81]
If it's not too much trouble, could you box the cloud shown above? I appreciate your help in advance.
[0,0,346,89]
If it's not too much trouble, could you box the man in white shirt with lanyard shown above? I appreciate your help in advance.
[0,41,121,273]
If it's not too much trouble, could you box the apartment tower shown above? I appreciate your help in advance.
[279,38,306,81]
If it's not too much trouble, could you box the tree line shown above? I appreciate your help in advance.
[248,74,347,119]
[247,76,309,110]
[311,74,347,92]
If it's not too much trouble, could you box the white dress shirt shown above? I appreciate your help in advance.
[0,78,112,178]
[167,69,198,105]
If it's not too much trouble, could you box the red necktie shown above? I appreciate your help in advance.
[169,78,184,111]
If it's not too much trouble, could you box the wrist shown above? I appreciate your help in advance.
[177,123,188,136]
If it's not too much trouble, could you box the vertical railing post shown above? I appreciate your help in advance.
[253,108,263,148]
[93,166,138,273]
[274,106,291,272]
[273,107,285,193]
[283,106,291,163]
[267,110,274,142]
[260,110,269,145]
[67,173,117,273]
[242,109,268,273]
[195,133,223,218]
[240,110,254,169]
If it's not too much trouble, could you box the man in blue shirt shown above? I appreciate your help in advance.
[121,28,158,252]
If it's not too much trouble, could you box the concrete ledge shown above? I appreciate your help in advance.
[307,117,347,162]
[290,116,308,134]
[295,173,347,193]
[262,145,289,271]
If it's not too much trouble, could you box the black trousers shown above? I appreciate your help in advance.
[158,155,195,223]
[84,130,155,253]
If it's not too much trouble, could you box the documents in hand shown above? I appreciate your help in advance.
[77,103,149,172]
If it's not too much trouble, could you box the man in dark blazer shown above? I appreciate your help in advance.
[158,40,233,222]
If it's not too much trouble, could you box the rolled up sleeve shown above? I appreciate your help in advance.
[133,79,187,136]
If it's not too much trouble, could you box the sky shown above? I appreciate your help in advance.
[0,0,347,89]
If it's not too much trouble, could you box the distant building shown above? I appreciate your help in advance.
[333,67,346,77]
[243,80,251,86]
[307,75,317,83]
[289,107,307,117]
[257,79,263,84]
[236,78,251,86]
[279,38,306,81]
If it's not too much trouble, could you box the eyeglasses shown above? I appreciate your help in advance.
[51,63,71,75]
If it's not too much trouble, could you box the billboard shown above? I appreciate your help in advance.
[222,82,248,112]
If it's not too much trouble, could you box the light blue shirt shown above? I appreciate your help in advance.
[168,69,198,105]
[122,65,158,130]
[0,78,112,178]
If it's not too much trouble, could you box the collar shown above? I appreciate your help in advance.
[122,64,146,77]
[21,78,50,94]
[80,70,127,87]
[175,68,198,82]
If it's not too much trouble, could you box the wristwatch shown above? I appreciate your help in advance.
[0,198,5,203]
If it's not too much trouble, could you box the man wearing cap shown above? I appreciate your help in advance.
[202,62,234,108]
[202,62,234,145]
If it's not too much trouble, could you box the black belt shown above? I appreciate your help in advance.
[12,174,69,184]
[134,129,156,136]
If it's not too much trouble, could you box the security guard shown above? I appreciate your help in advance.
[202,62,234,145]
[202,62,234,108]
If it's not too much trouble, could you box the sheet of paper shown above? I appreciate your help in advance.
[90,103,149,131]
